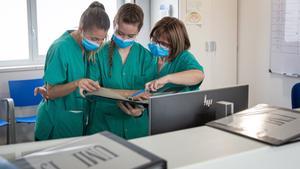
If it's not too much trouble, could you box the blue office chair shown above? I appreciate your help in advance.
[291,83,300,109]
[8,79,44,122]
[8,78,44,142]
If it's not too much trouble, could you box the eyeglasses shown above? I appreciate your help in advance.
[154,40,170,49]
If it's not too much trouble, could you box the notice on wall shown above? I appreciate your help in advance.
[185,0,202,25]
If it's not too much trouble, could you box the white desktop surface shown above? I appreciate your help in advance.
[1,126,300,169]
[132,127,300,169]
[131,126,266,168]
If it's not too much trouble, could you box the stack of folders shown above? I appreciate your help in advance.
[10,131,167,169]
[207,104,300,146]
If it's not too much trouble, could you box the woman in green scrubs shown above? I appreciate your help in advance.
[146,17,205,92]
[35,2,110,140]
[87,3,156,139]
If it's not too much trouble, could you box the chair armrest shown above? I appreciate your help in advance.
[0,98,16,144]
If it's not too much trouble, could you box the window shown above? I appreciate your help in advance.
[0,0,118,67]
[36,0,117,57]
[0,1,29,62]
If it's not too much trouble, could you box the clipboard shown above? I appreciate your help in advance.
[84,88,149,106]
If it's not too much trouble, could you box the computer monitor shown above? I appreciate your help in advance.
[149,85,249,135]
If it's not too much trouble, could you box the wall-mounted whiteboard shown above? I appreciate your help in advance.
[270,0,300,77]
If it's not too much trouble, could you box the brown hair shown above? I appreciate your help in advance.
[150,17,190,61]
[108,3,144,76]
[79,1,110,61]
[79,1,110,32]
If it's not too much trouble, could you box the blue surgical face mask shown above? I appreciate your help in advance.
[82,38,100,51]
[148,42,169,57]
[112,34,135,48]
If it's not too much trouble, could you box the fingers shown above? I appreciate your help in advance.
[34,87,38,96]
[79,88,85,98]
[133,93,151,101]
[145,77,168,92]
[125,102,134,109]
[117,102,130,115]
[92,80,101,89]
[145,81,153,92]
[118,102,143,117]
[78,79,100,92]
[125,103,143,117]
[34,87,49,99]
[146,80,159,92]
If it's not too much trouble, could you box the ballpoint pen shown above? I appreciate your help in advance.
[128,89,147,101]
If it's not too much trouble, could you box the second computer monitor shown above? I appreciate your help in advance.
[149,85,249,135]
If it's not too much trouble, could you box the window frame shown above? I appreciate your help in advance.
[0,0,124,68]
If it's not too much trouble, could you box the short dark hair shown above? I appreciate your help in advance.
[80,1,110,32]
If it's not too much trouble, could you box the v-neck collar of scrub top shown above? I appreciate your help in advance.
[157,57,171,76]
[114,42,137,68]
[157,50,189,78]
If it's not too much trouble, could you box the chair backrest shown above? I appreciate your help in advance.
[8,79,44,107]
[291,83,300,109]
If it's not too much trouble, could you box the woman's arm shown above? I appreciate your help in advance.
[47,78,100,99]
[146,69,204,92]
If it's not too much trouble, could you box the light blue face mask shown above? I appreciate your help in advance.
[112,34,135,48]
[148,42,169,57]
[82,38,100,51]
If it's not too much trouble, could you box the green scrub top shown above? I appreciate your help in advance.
[87,42,156,139]
[157,50,204,93]
[35,31,88,140]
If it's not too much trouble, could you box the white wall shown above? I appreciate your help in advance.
[238,0,299,108]
[150,0,179,28]
[135,0,151,47]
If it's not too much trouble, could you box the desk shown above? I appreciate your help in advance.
[1,126,300,169]
[131,127,300,169]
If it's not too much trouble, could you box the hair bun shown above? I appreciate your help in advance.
[89,1,105,11]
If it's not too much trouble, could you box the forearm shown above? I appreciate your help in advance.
[164,70,204,86]
[47,81,78,99]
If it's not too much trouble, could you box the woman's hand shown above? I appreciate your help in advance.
[76,79,100,92]
[117,101,144,117]
[145,76,169,92]
[76,79,100,97]
[130,91,151,101]
[34,86,49,99]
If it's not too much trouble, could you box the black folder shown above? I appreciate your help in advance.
[207,104,300,146]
